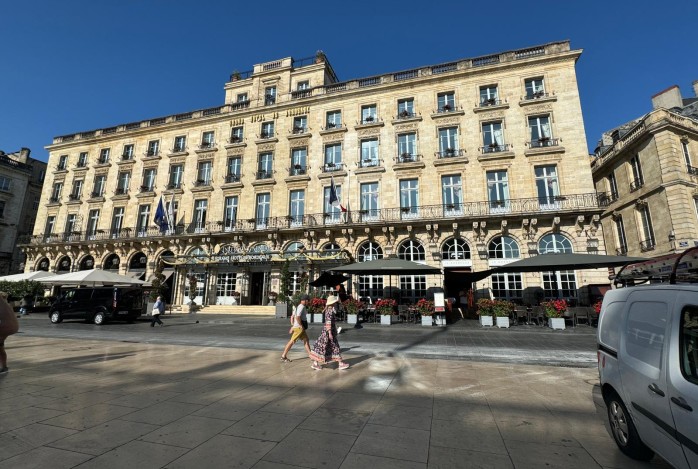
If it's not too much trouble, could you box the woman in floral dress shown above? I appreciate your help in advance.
[309,295,350,370]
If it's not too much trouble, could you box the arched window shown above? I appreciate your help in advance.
[397,240,427,301]
[357,242,383,299]
[538,234,577,301]
[129,252,147,270]
[283,242,305,258]
[103,253,120,270]
[57,256,71,272]
[397,240,425,262]
[189,247,207,258]
[357,242,383,262]
[79,255,94,271]
[249,243,270,253]
[488,236,520,259]
[37,257,50,272]
[441,238,471,260]
[538,233,573,254]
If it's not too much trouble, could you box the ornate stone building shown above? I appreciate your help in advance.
[22,40,608,307]
[591,82,698,258]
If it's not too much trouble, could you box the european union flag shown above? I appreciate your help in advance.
[154,196,168,232]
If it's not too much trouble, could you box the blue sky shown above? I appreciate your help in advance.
[2,1,697,162]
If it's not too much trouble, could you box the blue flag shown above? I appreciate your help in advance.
[154,196,168,232]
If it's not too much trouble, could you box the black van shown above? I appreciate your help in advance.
[48,287,144,325]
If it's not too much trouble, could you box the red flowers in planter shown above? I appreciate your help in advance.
[540,299,568,318]
[416,298,434,316]
[375,298,397,315]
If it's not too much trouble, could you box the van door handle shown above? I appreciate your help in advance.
[648,383,665,397]
[671,397,693,412]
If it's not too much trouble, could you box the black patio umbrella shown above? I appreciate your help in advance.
[309,272,351,288]
[327,258,442,275]
[488,252,646,273]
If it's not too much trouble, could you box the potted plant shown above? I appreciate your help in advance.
[230,290,240,305]
[375,298,396,325]
[231,70,241,81]
[416,298,435,326]
[315,50,326,64]
[309,297,327,323]
[267,291,278,306]
[477,298,495,327]
[343,298,363,324]
[493,300,514,328]
[541,299,567,330]
[441,104,452,112]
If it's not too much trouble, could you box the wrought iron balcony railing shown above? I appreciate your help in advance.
[322,162,344,172]
[140,185,154,193]
[436,104,458,113]
[481,143,511,154]
[598,192,619,206]
[639,239,656,252]
[479,98,501,107]
[358,158,381,169]
[194,179,212,187]
[435,149,465,159]
[225,173,241,183]
[68,193,81,201]
[289,166,307,176]
[198,142,216,150]
[145,150,159,157]
[629,178,644,192]
[228,136,243,144]
[396,111,417,120]
[256,170,273,180]
[394,153,421,164]
[529,137,559,148]
[167,182,182,190]
[291,126,308,135]
[525,91,549,100]
[323,122,344,131]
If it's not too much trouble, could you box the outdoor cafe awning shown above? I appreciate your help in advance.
[327,258,442,275]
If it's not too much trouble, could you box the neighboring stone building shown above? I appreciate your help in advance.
[0,148,46,275]
[591,81,698,258]
[22,40,608,308]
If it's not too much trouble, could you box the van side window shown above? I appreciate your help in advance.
[92,290,113,300]
[73,290,92,301]
[625,301,667,373]
[680,306,698,385]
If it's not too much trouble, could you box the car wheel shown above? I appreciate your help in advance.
[94,312,106,325]
[50,312,62,324]
[606,392,654,461]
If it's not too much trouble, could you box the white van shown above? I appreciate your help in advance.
[597,283,698,468]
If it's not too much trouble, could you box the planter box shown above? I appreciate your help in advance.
[480,315,494,327]
[275,303,289,319]
[421,315,433,326]
[380,315,391,325]
[312,313,324,323]
[347,314,358,324]
[434,314,446,326]
[496,316,510,328]
[549,317,565,330]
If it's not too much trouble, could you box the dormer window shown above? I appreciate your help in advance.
[265,86,276,105]
[147,140,159,157]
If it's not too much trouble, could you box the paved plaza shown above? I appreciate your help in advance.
[0,323,674,469]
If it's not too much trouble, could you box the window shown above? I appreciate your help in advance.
[236,92,248,102]
[361,104,377,124]
[256,193,270,228]
[437,92,455,112]
[323,185,343,223]
[608,172,619,201]
[265,86,276,105]
[57,155,68,170]
[216,273,238,300]
[539,233,573,254]
[290,148,307,175]
[442,175,462,215]
[137,205,150,235]
[482,121,505,152]
[528,115,553,146]
[193,199,207,232]
[399,179,419,218]
[261,121,275,139]
[638,204,655,251]
[122,144,133,159]
[196,161,212,185]
[292,116,307,134]
[480,85,499,106]
[45,216,56,234]
[224,196,238,231]
[615,216,628,255]
[525,77,545,99]
[0,176,11,192]
[488,236,520,259]
[51,182,63,202]
[539,234,577,299]
[142,168,156,191]
[111,207,125,236]
[680,306,698,384]
[226,157,242,182]
[64,213,77,234]
[397,98,414,118]
[289,190,305,226]
[201,131,215,149]
[438,127,459,156]
[630,155,644,191]
[491,273,522,301]
[0,201,5,218]
[397,133,417,161]
[297,81,309,90]
[87,209,99,238]
[93,175,106,197]
[442,238,470,260]
[326,110,342,128]
[168,164,183,189]
[77,152,88,167]
[360,139,379,167]
[487,170,510,211]
[258,152,273,179]
[360,182,380,220]
[99,148,110,163]
[324,143,342,171]
[535,165,559,209]
[147,140,159,157]
[398,239,427,302]
[116,171,130,194]
[626,301,667,371]
[683,141,696,174]
[230,126,244,143]
[357,241,383,300]
[165,199,178,228]
[70,179,83,199]
[32,196,40,210]
[174,136,186,152]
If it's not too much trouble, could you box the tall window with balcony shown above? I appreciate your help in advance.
[70,179,83,200]
[87,209,99,239]
[357,241,383,300]
[122,144,133,160]
[201,131,215,149]
[398,240,427,302]
[289,190,305,226]
[230,126,243,143]
[437,92,455,112]
[57,155,68,170]
[45,216,56,237]
[397,98,414,119]
[637,204,655,251]
[64,214,78,240]
[482,121,505,152]
[264,86,276,105]
[116,171,130,195]
[97,148,110,164]
[683,141,696,174]
[193,199,207,233]
[438,127,459,158]
[258,152,273,179]
[360,182,380,220]
[360,139,379,167]
[142,168,156,192]
[168,164,183,189]
[361,104,377,124]
[487,170,509,212]
[629,155,644,191]
[529,115,553,147]
[224,196,238,231]
[525,77,545,99]
[535,165,559,209]
[399,179,419,219]
[292,116,307,134]
[442,175,462,215]
[489,236,522,301]
[226,157,241,183]
[255,193,270,229]
[260,121,274,139]
[166,200,178,228]
[92,175,106,198]
[326,110,342,129]
[236,92,248,103]
[323,185,343,223]
[232,92,249,110]
[608,172,619,202]
[196,161,212,186]
[50,182,62,203]
[146,140,159,157]
[614,216,628,255]
[480,85,499,106]
[137,205,150,236]
[110,207,124,237]
[324,144,342,172]
[539,234,577,300]
[77,152,88,167]
[173,136,186,153]
[397,133,417,162]
[290,148,307,175]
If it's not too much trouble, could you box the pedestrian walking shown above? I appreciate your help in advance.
[0,292,19,374]
[309,295,350,370]
[280,294,311,362]
[19,296,28,316]
[151,296,165,327]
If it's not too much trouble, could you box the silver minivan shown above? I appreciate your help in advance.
[597,284,698,468]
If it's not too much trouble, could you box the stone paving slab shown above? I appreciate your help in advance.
[0,336,674,469]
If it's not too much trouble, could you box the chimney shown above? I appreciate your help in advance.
[693,80,698,97]
[19,147,31,161]
[651,85,683,110]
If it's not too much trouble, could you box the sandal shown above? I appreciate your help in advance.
[311,362,322,371]
[280,356,292,362]
[338,362,350,370]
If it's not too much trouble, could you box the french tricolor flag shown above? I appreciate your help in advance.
[329,177,347,212]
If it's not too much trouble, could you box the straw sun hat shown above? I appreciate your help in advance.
[325,295,340,306]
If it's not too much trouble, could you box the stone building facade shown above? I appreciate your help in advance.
[591,82,698,259]
[0,148,46,275]
[22,40,608,307]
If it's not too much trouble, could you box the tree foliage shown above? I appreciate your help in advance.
[0,280,46,302]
